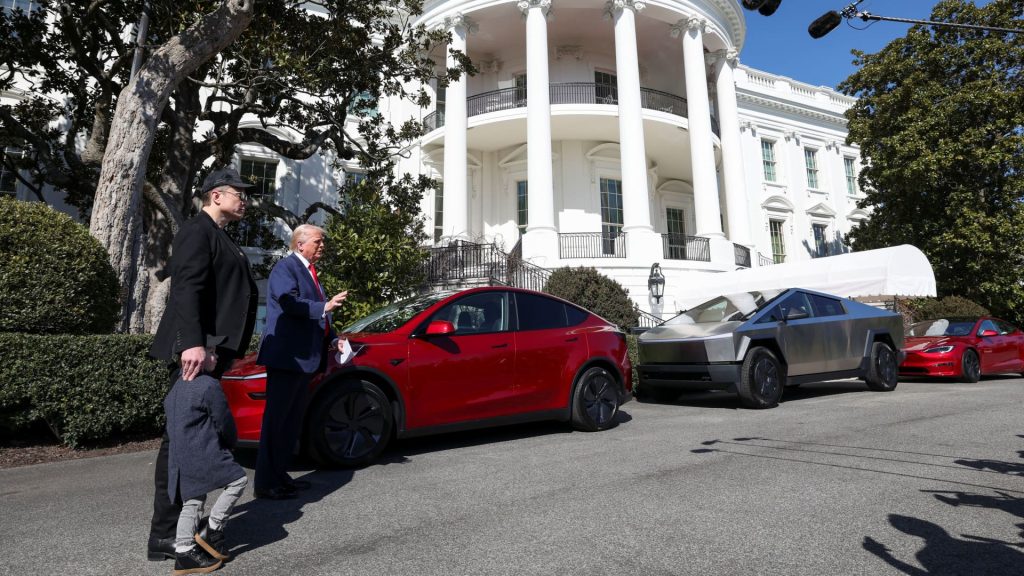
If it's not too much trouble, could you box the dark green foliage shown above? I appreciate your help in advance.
[626,334,639,394]
[0,198,119,334]
[904,295,990,322]
[840,0,1024,324]
[0,333,167,447]
[544,266,639,330]
[319,178,429,327]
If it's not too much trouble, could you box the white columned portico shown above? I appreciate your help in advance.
[711,48,750,246]
[674,17,722,239]
[608,0,652,236]
[442,14,473,239]
[519,0,557,262]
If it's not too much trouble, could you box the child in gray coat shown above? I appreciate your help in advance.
[165,338,248,574]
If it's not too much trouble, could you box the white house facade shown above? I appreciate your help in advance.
[2,0,868,319]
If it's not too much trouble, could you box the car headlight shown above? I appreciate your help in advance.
[924,346,954,354]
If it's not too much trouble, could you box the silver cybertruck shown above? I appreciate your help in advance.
[636,288,904,409]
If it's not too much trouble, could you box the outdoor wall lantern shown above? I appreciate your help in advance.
[648,263,665,303]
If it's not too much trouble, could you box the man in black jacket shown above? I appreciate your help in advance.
[147,167,259,562]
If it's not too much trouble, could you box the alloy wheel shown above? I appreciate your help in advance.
[323,391,387,460]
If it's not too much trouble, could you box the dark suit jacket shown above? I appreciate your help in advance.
[150,211,258,362]
[164,373,245,502]
[256,253,337,374]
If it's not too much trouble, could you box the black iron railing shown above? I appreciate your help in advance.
[758,252,776,267]
[424,83,719,136]
[420,239,551,293]
[661,234,710,262]
[734,244,751,268]
[558,232,626,259]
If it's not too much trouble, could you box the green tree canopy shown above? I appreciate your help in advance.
[840,0,1024,323]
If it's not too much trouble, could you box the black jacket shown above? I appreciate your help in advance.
[150,211,258,362]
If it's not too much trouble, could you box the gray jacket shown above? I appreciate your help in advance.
[165,374,245,502]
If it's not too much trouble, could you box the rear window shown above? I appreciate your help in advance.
[515,292,567,331]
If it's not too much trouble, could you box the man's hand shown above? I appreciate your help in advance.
[180,346,207,381]
[324,290,348,312]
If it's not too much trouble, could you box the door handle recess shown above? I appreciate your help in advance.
[565,337,579,342]
[492,343,509,348]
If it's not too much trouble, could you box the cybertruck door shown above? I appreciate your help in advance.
[774,292,834,377]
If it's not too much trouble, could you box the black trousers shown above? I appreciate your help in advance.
[149,358,233,541]
[253,368,312,491]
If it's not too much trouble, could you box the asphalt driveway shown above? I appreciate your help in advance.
[2,377,1023,575]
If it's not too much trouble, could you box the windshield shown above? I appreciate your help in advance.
[907,319,976,337]
[342,292,452,334]
[666,290,783,325]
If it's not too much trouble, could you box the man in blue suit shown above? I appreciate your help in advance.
[254,224,347,499]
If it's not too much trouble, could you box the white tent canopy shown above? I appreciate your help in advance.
[674,244,936,311]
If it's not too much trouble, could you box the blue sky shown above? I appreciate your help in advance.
[739,1,969,89]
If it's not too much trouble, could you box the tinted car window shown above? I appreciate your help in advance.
[978,319,999,335]
[566,304,589,327]
[344,292,451,333]
[994,319,1018,335]
[515,292,567,331]
[809,294,845,317]
[775,292,812,320]
[907,319,976,337]
[427,291,509,334]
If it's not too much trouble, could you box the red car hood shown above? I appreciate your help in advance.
[904,336,968,351]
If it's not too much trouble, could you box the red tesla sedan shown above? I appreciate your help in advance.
[899,316,1024,382]
[221,286,632,467]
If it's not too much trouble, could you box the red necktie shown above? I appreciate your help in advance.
[309,263,329,336]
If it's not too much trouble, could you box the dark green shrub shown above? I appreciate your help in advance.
[904,295,990,323]
[0,333,168,447]
[544,266,639,330]
[0,197,119,334]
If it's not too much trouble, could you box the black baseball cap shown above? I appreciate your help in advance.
[201,167,255,194]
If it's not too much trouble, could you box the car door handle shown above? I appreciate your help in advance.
[565,337,578,342]
[492,343,509,349]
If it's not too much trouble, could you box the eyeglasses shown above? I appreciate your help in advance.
[218,188,248,201]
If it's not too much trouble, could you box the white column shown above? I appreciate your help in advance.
[519,0,557,261]
[442,14,472,239]
[609,0,652,234]
[711,48,750,246]
[674,17,723,238]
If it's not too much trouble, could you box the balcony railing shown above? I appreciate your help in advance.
[424,83,719,136]
[558,232,626,259]
[661,234,710,262]
[734,244,751,268]
[758,252,776,267]
[420,239,551,292]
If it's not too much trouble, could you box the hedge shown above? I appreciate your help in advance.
[545,266,640,331]
[0,333,168,447]
[0,197,120,334]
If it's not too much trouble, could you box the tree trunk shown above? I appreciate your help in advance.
[89,0,254,333]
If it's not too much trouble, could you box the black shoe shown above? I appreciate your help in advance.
[172,546,222,575]
[195,517,230,561]
[284,478,312,491]
[147,535,175,561]
[254,486,297,500]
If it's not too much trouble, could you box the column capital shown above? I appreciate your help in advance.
[604,0,645,19]
[444,12,478,33]
[517,0,551,15]
[708,48,739,67]
[670,16,708,38]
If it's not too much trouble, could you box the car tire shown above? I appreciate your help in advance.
[305,379,393,468]
[737,346,785,409]
[571,366,620,431]
[865,341,899,391]
[959,349,981,383]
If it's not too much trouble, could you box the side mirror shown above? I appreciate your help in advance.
[979,329,998,337]
[424,320,455,336]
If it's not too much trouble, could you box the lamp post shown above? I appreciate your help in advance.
[648,263,665,303]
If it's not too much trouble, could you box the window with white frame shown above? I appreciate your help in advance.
[516,180,528,234]
[433,188,444,243]
[344,171,367,188]
[844,157,857,195]
[514,73,527,105]
[234,158,278,247]
[769,219,786,264]
[3,0,39,14]
[1,147,25,196]
[666,207,687,259]
[348,90,378,118]
[600,178,623,255]
[812,223,829,258]
[804,147,819,189]
[761,139,777,183]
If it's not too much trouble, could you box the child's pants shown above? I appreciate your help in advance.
[175,475,248,552]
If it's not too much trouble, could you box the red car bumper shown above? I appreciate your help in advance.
[898,351,961,377]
